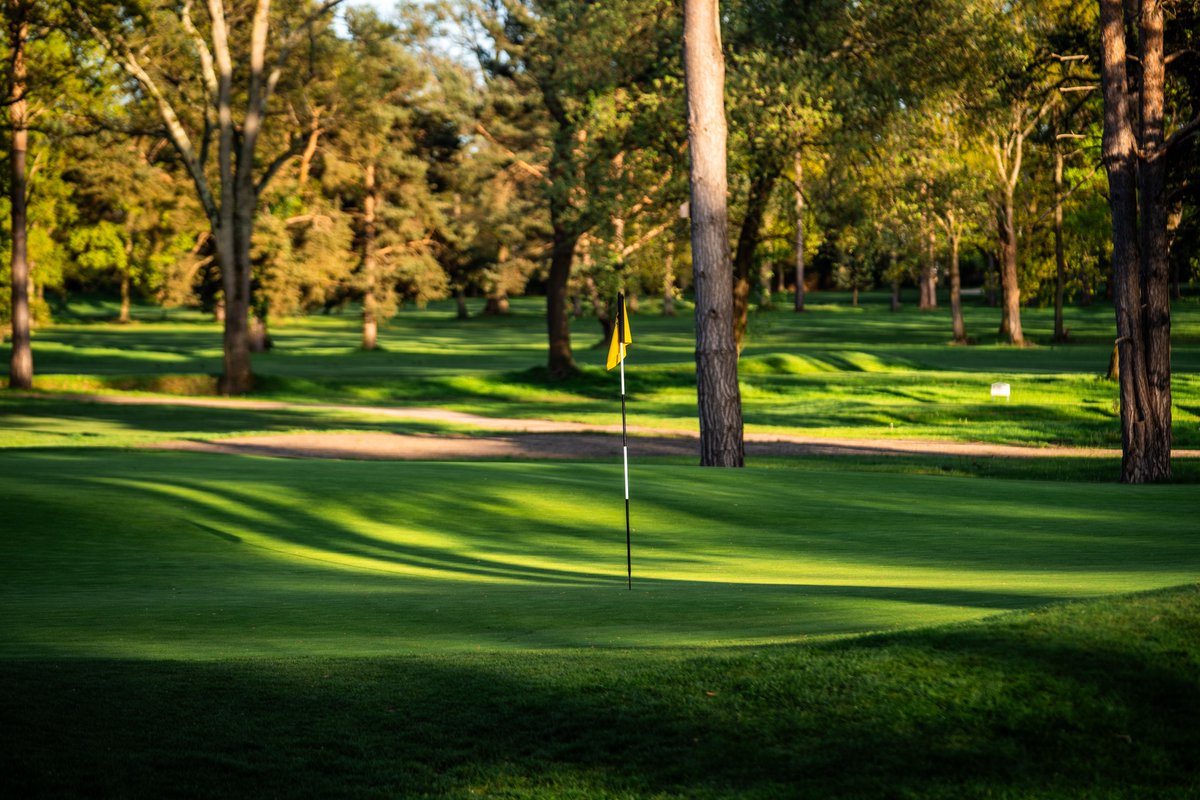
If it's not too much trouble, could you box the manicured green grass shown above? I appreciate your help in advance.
[4,450,1198,658]
[3,293,1199,796]
[7,290,1200,448]
[3,582,1198,797]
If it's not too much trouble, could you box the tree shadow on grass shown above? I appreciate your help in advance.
[2,587,1197,798]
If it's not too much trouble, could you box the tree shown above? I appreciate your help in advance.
[77,0,344,394]
[470,0,676,377]
[321,8,446,350]
[684,0,743,467]
[4,0,32,388]
[66,135,200,323]
[1098,0,1199,483]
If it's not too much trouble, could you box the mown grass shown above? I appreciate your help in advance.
[3,293,1199,796]
[4,450,1198,658]
[0,453,1195,796]
[2,449,1199,796]
[6,290,1200,448]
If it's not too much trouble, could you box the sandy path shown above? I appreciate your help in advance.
[38,391,1187,461]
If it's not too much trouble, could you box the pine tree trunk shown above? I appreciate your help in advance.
[684,0,743,467]
[361,163,379,351]
[758,260,774,309]
[455,286,469,320]
[1099,0,1172,482]
[119,272,132,324]
[1053,145,1068,342]
[485,245,510,315]
[546,224,578,378]
[249,314,271,352]
[362,294,378,351]
[985,250,998,307]
[663,239,677,316]
[7,5,32,389]
[949,229,966,344]
[998,189,1025,345]
[920,227,938,309]
[732,170,775,345]
[793,153,806,313]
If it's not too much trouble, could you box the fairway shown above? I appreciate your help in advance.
[4,297,1200,797]
[3,449,1198,659]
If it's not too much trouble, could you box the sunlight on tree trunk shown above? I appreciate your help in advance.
[7,2,32,389]
[684,0,743,467]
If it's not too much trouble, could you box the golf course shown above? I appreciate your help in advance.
[2,294,1198,797]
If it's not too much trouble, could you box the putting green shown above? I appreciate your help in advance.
[2,450,1197,659]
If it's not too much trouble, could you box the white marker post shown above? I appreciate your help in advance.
[620,336,631,590]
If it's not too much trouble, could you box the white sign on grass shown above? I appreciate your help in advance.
[991,382,1011,401]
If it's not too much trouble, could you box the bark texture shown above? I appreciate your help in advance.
[361,163,378,350]
[732,170,774,345]
[7,3,32,389]
[546,225,578,378]
[1052,145,1068,342]
[684,0,744,467]
[1098,0,1172,482]
[793,154,805,313]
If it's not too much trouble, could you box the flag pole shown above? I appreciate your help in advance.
[619,304,631,591]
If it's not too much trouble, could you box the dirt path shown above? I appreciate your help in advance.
[35,391,1186,461]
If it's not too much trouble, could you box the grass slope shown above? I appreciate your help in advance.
[2,586,1197,798]
[3,450,1198,658]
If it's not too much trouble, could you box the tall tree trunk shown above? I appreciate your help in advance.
[361,163,378,351]
[921,227,938,309]
[984,249,998,307]
[1053,144,1068,342]
[1166,202,1183,300]
[732,170,775,345]
[119,220,135,323]
[7,4,32,389]
[948,225,966,344]
[1099,0,1172,482]
[454,286,469,320]
[1136,0,1172,480]
[119,272,132,324]
[758,259,774,309]
[889,250,901,312]
[684,0,743,467]
[484,244,511,315]
[249,313,271,352]
[998,188,1025,345]
[663,238,677,316]
[585,275,614,344]
[793,153,805,312]
[546,222,578,378]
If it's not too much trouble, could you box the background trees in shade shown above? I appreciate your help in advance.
[2,0,1197,479]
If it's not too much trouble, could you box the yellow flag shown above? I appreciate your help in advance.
[606,293,633,370]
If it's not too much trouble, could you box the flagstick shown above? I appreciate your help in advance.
[620,340,631,590]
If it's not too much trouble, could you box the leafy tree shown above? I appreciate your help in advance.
[76,0,346,393]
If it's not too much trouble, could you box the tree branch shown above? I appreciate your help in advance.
[475,121,548,182]
[1160,114,1200,158]
[74,6,217,223]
